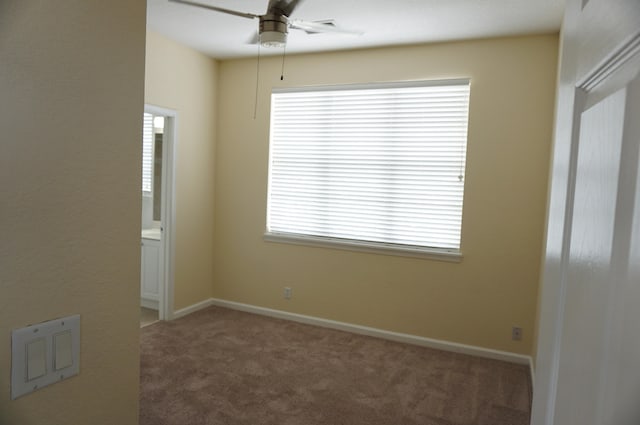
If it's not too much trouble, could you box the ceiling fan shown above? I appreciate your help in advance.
[168,0,361,48]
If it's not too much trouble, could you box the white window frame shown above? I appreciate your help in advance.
[265,79,471,262]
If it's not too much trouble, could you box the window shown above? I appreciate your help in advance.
[266,79,471,259]
[142,113,165,200]
[142,112,154,194]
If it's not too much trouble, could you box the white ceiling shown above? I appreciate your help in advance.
[147,0,565,59]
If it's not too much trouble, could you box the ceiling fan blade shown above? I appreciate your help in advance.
[267,0,304,17]
[168,0,259,20]
[289,19,363,35]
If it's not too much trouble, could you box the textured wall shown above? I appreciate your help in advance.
[213,35,558,355]
[145,31,218,311]
[0,1,145,424]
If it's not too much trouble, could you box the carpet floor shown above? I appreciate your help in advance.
[140,306,531,425]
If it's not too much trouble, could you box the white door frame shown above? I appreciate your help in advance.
[144,104,177,321]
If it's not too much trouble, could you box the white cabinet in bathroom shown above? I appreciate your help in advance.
[141,238,160,308]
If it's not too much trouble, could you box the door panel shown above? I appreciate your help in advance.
[532,0,640,423]
[554,84,628,425]
[601,76,640,425]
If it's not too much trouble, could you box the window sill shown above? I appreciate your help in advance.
[263,232,463,263]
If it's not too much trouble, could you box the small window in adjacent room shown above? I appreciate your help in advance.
[265,79,471,260]
[142,112,154,195]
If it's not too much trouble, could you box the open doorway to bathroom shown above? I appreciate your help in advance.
[140,105,176,327]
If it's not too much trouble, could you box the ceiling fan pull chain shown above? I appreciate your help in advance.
[254,41,262,120]
[280,45,287,81]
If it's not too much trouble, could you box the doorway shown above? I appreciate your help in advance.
[140,104,177,324]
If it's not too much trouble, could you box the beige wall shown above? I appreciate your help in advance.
[214,35,558,355]
[145,31,218,310]
[0,1,145,424]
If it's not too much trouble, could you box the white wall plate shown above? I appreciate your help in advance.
[11,315,80,399]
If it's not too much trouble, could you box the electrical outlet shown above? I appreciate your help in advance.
[512,326,523,341]
[284,287,292,300]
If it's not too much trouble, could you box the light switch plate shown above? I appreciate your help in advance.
[11,315,80,399]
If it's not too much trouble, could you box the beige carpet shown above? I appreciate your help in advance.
[140,306,531,425]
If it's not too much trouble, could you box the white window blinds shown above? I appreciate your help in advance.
[142,113,153,194]
[266,79,471,252]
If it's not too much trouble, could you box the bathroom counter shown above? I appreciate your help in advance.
[141,228,161,240]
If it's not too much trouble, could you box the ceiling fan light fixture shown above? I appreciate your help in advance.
[260,30,287,48]
[170,0,362,51]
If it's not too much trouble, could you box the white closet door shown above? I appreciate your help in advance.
[532,0,640,424]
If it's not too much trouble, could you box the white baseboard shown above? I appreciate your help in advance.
[172,298,217,319]
[174,297,530,366]
[170,297,533,366]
